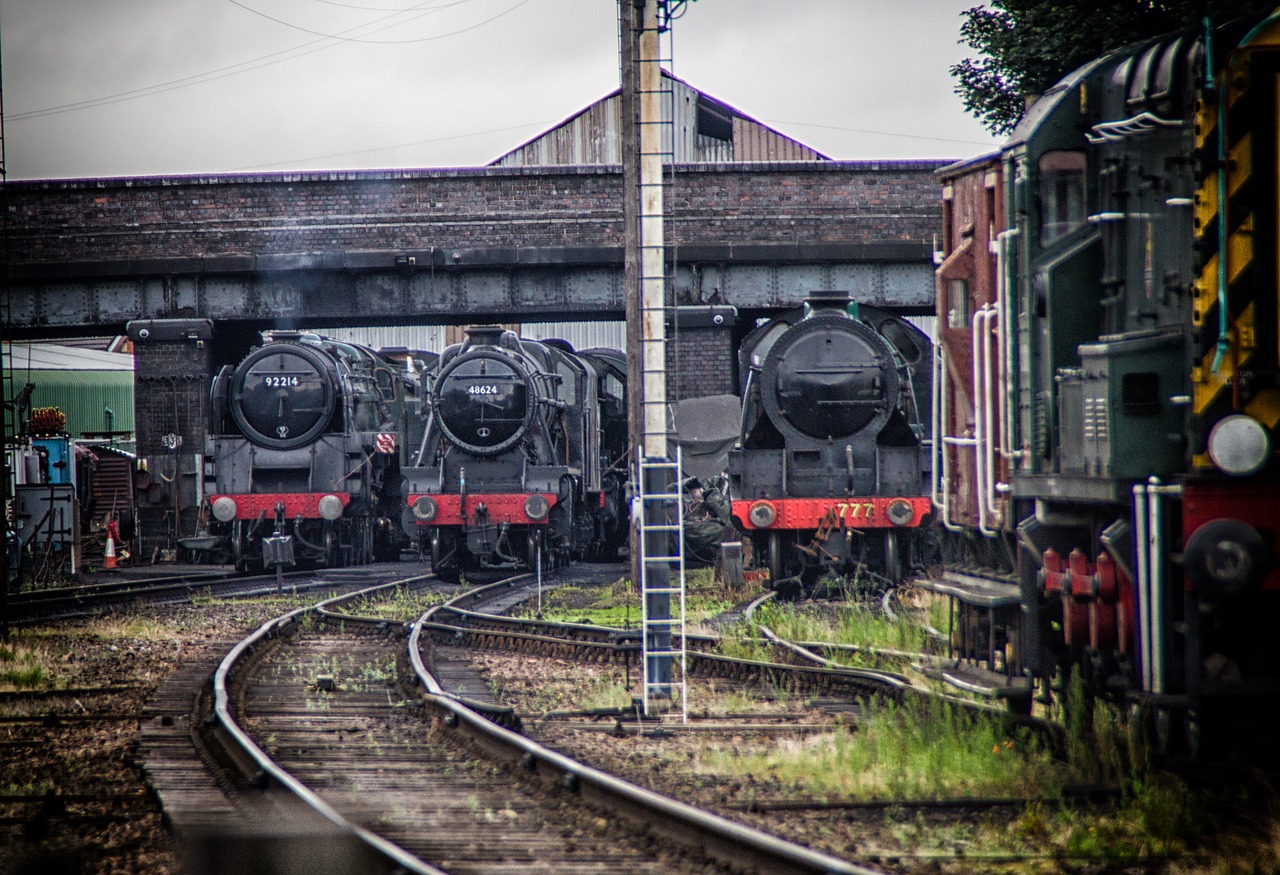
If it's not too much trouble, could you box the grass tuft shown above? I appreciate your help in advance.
[0,641,49,690]
[700,695,1058,800]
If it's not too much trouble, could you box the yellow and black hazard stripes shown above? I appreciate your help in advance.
[1190,28,1280,462]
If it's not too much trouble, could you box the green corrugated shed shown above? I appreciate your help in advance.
[7,342,135,441]
[25,369,135,438]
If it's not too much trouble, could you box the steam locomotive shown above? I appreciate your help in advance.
[932,10,1280,749]
[402,327,628,580]
[204,332,424,572]
[728,291,934,593]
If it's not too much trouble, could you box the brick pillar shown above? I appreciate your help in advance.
[666,306,737,402]
[125,319,214,562]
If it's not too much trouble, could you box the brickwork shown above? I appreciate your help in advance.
[133,341,210,456]
[667,326,736,400]
[7,162,948,265]
[132,335,211,556]
[12,163,947,535]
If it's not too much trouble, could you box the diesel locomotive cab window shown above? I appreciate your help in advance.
[947,278,970,328]
[1038,151,1086,246]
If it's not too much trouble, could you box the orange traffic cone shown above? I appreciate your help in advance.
[103,523,119,572]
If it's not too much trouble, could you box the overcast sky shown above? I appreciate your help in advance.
[2,0,1001,181]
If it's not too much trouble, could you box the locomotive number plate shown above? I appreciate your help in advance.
[263,376,300,387]
[467,385,500,396]
[835,501,875,521]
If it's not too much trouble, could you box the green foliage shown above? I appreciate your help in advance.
[953,1,1277,135]
[579,677,634,711]
[738,597,937,667]
[0,642,48,690]
[700,695,1058,799]
[350,586,448,621]
[517,568,756,628]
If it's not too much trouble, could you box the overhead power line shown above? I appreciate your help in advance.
[765,119,995,147]
[225,0,534,44]
[232,120,553,170]
[8,0,533,123]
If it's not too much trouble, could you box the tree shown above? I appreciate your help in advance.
[953,1,1277,135]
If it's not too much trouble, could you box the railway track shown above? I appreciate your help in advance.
[190,566,883,874]
[423,575,914,706]
[415,567,1094,865]
[5,561,416,625]
[23,557,1228,872]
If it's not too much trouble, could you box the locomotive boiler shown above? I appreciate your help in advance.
[932,9,1280,751]
[204,332,422,571]
[402,327,627,580]
[729,291,933,592]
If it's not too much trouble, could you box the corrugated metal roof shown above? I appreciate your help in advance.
[520,321,625,351]
[302,325,448,353]
[491,70,826,167]
[905,315,938,343]
[6,342,134,371]
[309,323,627,354]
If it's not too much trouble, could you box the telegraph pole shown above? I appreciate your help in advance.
[621,0,643,458]
[622,0,670,458]
[621,0,673,701]
[1,35,12,639]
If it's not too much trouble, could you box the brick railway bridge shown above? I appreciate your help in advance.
[5,159,946,550]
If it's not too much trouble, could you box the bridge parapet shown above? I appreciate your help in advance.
[7,161,947,333]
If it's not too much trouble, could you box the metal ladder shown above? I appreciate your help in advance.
[634,447,687,722]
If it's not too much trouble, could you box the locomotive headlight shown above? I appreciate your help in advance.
[748,500,777,528]
[318,494,344,521]
[887,499,915,526]
[524,494,550,521]
[411,496,438,523]
[211,496,237,523]
[1208,415,1270,476]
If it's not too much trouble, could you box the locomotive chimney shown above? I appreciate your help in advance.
[461,325,515,351]
[803,289,857,319]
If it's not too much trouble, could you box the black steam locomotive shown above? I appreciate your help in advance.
[729,291,933,592]
[402,327,628,580]
[204,331,423,572]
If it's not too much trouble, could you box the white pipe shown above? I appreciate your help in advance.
[992,233,1009,464]
[971,306,986,534]
[931,340,944,513]
[1133,482,1152,692]
[995,228,1021,469]
[1148,477,1164,695]
[978,306,1003,526]
[931,342,967,532]
[972,307,995,536]
[933,344,965,531]
[1145,476,1184,697]
[977,307,998,527]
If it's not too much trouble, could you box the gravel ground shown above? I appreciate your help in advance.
[0,599,292,875]
[5,588,1280,875]
[471,648,1280,875]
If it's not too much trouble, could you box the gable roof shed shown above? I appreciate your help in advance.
[490,70,827,167]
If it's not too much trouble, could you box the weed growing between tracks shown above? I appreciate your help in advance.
[0,642,47,689]
[346,586,450,621]
[515,567,761,628]
[697,696,1057,799]
[733,591,947,657]
[486,567,1280,872]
